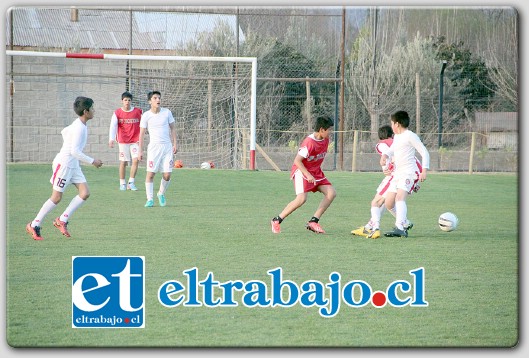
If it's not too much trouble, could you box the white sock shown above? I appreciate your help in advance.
[395,201,407,230]
[32,199,57,227]
[60,195,85,222]
[145,182,154,200]
[128,178,135,184]
[120,179,126,185]
[369,206,383,229]
[158,178,170,195]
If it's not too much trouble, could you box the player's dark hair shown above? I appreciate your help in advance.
[378,124,393,140]
[391,110,410,128]
[73,96,94,116]
[147,90,161,101]
[121,91,133,100]
[313,115,334,132]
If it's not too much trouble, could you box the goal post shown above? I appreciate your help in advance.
[6,50,257,170]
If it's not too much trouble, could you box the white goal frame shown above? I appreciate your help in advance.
[6,50,258,170]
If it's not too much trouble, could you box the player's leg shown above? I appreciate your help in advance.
[127,143,140,191]
[27,162,68,240]
[306,184,336,234]
[271,170,308,233]
[54,170,90,238]
[352,177,388,238]
[271,192,308,233]
[118,143,130,191]
[27,189,63,241]
[312,184,336,220]
[119,161,127,190]
[144,144,160,207]
[156,147,173,207]
[384,177,411,237]
[144,171,155,207]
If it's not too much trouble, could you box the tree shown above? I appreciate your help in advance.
[348,28,438,135]
[433,36,497,124]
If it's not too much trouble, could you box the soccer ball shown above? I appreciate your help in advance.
[200,161,211,169]
[438,212,459,232]
[174,159,183,168]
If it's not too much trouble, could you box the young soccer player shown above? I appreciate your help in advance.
[271,115,336,234]
[351,124,396,239]
[108,91,143,191]
[26,96,103,240]
[138,91,177,208]
[351,124,419,239]
[380,110,429,238]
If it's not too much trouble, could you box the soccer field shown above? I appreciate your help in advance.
[5,164,518,347]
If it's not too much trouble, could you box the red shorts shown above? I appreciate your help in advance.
[292,169,331,195]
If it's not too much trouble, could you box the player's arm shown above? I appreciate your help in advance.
[380,147,393,167]
[70,127,95,165]
[138,126,146,161]
[169,122,177,154]
[293,154,315,183]
[411,135,429,181]
[108,113,118,148]
[377,142,393,175]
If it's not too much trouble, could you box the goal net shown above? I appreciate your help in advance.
[5,51,257,170]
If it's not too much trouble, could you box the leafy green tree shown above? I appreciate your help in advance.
[433,36,496,115]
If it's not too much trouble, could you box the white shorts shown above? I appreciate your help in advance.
[390,172,420,194]
[50,161,86,193]
[118,142,140,162]
[376,175,394,197]
[146,143,174,173]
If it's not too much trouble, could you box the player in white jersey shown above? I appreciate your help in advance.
[26,96,103,240]
[138,91,177,208]
[380,110,429,238]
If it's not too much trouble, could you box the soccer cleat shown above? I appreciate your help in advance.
[367,229,381,239]
[384,227,408,238]
[144,199,154,208]
[351,226,370,237]
[271,219,281,234]
[404,221,414,231]
[127,182,138,191]
[53,217,71,237]
[157,193,166,207]
[306,221,325,234]
[120,184,127,191]
[26,222,44,241]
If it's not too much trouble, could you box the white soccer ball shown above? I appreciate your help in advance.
[200,161,211,169]
[438,212,459,232]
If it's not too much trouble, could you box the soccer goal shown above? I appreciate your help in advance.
[5,50,257,170]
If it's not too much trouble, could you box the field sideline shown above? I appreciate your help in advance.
[5,164,518,347]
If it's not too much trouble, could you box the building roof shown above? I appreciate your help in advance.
[475,112,518,132]
[6,7,244,51]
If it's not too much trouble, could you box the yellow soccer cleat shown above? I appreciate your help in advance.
[367,229,380,239]
[351,226,370,237]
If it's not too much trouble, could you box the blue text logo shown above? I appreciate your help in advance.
[72,256,145,328]
[158,267,427,318]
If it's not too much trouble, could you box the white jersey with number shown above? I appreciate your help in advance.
[140,108,175,145]
[53,118,94,168]
[383,129,429,175]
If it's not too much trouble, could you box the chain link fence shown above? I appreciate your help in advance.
[5,6,518,172]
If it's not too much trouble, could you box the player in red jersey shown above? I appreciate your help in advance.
[109,91,143,191]
[271,115,336,234]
